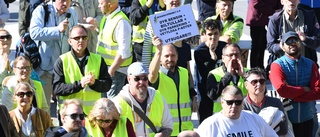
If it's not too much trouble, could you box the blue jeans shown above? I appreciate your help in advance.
[104,71,127,98]
[312,101,319,137]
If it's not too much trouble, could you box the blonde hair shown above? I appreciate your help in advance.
[13,82,34,102]
[13,55,32,68]
[59,99,83,117]
[88,98,120,127]
[0,28,10,34]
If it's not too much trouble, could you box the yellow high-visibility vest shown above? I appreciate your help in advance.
[85,116,128,137]
[209,66,248,112]
[132,0,148,43]
[157,67,193,136]
[206,15,244,44]
[114,91,164,137]
[97,11,132,67]
[59,52,102,115]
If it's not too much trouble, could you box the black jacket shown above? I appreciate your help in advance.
[52,48,112,96]
[44,126,88,137]
[129,0,165,26]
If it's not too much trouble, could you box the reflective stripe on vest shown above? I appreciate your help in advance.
[59,52,102,115]
[167,102,191,109]
[132,19,148,43]
[132,0,148,43]
[115,91,164,137]
[97,11,133,66]
[85,116,128,137]
[11,80,44,109]
[209,66,248,112]
[157,67,193,136]
[172,116,192,123]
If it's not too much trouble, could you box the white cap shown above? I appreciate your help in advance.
[127,62,149,76]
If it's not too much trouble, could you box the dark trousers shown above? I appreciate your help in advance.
[198,95,213,124]
[133,42,143,62]
[292,118,313,137]
[249,26,267,69]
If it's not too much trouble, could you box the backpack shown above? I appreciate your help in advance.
[16,3,50,69]
[4,0,15,8]
[16,33,42,69]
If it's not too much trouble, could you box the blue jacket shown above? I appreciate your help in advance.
[300,0,320,8]
[197,0,216,21]
[29,3,78,76]
[266,9,320,68]
[0,0,9,28]
[274,55,314,123]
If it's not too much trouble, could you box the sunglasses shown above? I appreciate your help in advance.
[133,76,148,82]
[0,34,12,40]
[16,91,34,98]
[222,98,243,106]
[70,36,88,41]
[248,79,266,86]
[285,38,300,45]
[96,119,113,124]
[65,113,85,120]
[15,66,32,71]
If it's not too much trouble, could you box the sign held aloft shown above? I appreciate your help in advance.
[150,4,199,45]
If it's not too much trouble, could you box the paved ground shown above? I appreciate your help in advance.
[4,0,320,128]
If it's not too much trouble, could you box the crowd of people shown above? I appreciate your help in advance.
[0,0,320,136]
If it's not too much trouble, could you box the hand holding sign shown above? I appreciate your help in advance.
[150,4,199,45]
[152,36,163,52]
[152,36,163,47]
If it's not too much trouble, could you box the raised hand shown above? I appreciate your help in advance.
[58,19,69,33]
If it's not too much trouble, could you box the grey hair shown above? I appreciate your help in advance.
[221,85,243,98]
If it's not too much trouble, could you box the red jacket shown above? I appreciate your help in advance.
[246,0,282,26]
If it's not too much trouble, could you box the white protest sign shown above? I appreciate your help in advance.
[149,4,199,45]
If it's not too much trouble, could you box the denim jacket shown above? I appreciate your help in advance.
[29,3,78,76]
[0,0,10,28]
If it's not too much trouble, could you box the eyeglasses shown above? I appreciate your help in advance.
[248,79,266,86]
[224,53,240,58]
[222,98,243,106]
[285,38,300,45]
[57,0,71,2]
[16,91,34,98]
[0,34,12,40]
[15,66,32,71]
[133,76,148,82]
[65,113,85,120]
[70,36,88,41]
[96,119,113,124]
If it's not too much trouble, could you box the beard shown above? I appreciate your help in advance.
[137,88,148,101]
[164,62,176,71]
[287,50,300,57]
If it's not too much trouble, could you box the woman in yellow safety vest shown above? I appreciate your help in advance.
[2,55,49,112]
[85,98,136,137]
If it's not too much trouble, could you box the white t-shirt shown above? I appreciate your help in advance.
[196,110,278,137]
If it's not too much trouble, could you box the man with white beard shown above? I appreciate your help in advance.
[112,62,173,137]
